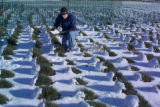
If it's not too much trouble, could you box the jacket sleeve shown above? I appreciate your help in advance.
[53,15,60,28]
[69,15,76,31]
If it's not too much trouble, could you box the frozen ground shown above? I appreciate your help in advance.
[1,22,160,107]
[0,2,160,107]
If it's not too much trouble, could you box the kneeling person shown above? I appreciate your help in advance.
[52,7,78,52]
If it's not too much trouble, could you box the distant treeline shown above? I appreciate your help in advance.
[62,0,159,1]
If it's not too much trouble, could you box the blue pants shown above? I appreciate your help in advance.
[62,31,78,52]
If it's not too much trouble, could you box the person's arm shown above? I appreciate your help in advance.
[69,15,76,31]
[51,15,61,30]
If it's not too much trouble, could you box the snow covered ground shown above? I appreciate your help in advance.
[1,22,160,107]
[0,2,160,107]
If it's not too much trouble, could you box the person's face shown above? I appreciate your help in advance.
[62,14,68,19]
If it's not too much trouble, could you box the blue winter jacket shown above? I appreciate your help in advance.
[53,13,77,33]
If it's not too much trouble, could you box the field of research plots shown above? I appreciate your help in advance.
[0,7,160,107]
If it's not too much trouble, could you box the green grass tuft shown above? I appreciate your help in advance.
[0,79,13,88]
[137,94,152,107]
[77,43,83,48]
[39,64,55,76]
[84,52,92,57]
[80,47,87,52]
[157,84,160,89]
[144,42,152,48]
[148,36,154,41]
[122,81,137,95]
[153,46,160,53]
[38,86,60,101]
[54,44,66,57]
[7,36,17,46]
[102,68,111,73]
[34,28,41,35]
[89,38,94,42]
[113,72,125,82]
[140,72,154,82]
[130,65,139,71]
[108,51,117,57]
[32,47,42,58]
[130,36,136,43]
[0,93,9,104]
[103,60,117,72]
[158,57,160,65]
[102,45,109,51]
[127,44,135,51]
[45,102,59,107]
[88,101,108,107]
[81,88,98,100]
[79,30,87,36]
[0,69,14,78]
[145,54,154,61]
[2,46,14,56]
[94,26,100,32]
[123,57,135,63]
[75,78,87,85]
[72,67,82,74]
[35,74,53,86]
[32,33,39,40]
[3,55,12,60]
[66,59,76,65]
[97,56,105,62]
[50,33,61,45]
[35,40,43,48]
[37,56,52,66]
[103,33,110,39]
[0,27,8,38]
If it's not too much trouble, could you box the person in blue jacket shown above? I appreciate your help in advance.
[51,7,78,52]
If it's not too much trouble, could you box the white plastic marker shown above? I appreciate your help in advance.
[50,29,60,35]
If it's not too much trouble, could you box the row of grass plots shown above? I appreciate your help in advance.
[2,0,160,26]
[0,1,160,107]
[0,8,24,104]
[76,22,160,107]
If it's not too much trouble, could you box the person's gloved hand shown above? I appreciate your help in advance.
[59,31,65,35]
[51,26,56,31]
[59,31,68,35]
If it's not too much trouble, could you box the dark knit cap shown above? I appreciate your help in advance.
[60,7,68,15]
